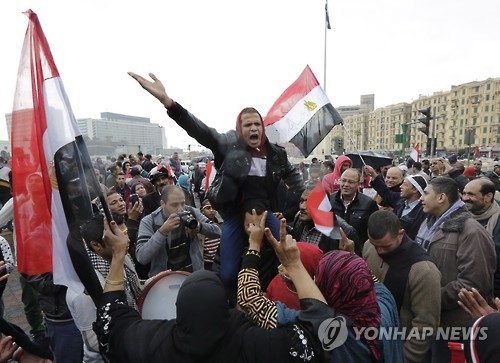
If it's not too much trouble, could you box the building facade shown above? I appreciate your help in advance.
[77,112,165,155]
[311,77,500,158]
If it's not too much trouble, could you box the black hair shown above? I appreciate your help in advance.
[80,214,104,249]
[429,177,459,204]
[367,210,400,240]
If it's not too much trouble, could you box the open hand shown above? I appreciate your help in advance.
[458,288,499,319]
[128,72,173,108]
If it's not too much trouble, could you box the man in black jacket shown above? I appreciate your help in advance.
[330,168,378,254]
[25,273,83,363]
[129,72,304,292]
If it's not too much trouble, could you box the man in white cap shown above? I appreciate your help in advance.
[395,175,428,240]
[364,164,427,240]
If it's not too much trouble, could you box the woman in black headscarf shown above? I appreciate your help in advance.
[95,219,332,363]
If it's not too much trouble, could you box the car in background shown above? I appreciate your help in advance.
[180,160,190,173]
[190,155,214,165]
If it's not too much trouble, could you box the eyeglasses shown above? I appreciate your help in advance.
[339,178,358,185]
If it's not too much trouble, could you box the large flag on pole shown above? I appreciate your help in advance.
[264,65,343,157]
[11,10,102,302]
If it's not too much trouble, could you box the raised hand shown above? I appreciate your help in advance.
[102,219,128,257]
[338,227,355,252]
[247,210,267,250]
[264,218,300,269]
[128,72,173,108]
[127,199,143,221]
[458,288,498,319]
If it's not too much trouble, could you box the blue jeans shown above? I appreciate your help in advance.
[45,318,83,363]
[219,209,280,285]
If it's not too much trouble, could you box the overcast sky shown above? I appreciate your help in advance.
[1,0,499,150]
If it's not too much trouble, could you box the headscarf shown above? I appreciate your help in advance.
[463,167,476,178]
[265,243,323,310]
[235,107,267,158]
[130,181,144,195]
[177,174,192,195]
[175,270,232,356]
[316,250,380,360]
[328,155,353,194]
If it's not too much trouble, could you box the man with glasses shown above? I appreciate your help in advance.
[330,168,379,254]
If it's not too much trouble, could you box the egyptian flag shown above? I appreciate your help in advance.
[410,143,419,162]
[264,65,343,157]
[306,182,340,239]
[11,10,102,303]
[205,160,216,191]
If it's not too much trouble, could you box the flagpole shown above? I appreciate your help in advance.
[342,123,367,166]
[323,0,331,91]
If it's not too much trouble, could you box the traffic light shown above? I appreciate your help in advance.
[337,138,343,150]
[417,107,432,137]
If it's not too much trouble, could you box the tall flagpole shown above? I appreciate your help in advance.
[324,0,330,91]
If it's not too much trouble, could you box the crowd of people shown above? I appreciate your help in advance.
[0,72,499,362]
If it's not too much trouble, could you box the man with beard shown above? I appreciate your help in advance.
[462,177,500,297]
[141,164,175,216]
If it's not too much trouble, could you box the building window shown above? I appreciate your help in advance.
[461,99,465,105]
[473,118,477,125]
[484,127,488,133]
[487,83,491,90]
[485,105,489,112]
[486,94,490,101]
[482,138,486,144]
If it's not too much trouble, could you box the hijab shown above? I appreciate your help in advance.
[177,174,192,195]
[316,250,380,361]
[266,243,323,310]
[330,156,353,193]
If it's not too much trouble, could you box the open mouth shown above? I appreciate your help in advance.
[249,134,259,141]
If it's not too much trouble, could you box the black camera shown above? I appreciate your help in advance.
[177,211,198,229]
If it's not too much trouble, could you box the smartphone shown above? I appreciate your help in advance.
[129,194,139,205]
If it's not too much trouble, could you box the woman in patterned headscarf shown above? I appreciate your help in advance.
[316,250,381,361]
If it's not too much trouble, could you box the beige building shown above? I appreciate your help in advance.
[312,77,500,158]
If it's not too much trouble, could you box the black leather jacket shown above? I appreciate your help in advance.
[167,103,304,210]
[330,191,379,254]
[24,272,72,321]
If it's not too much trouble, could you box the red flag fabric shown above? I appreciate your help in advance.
[264,65,343,157]
[205,160,215,191]
[305,182,334,237]
[410,143,419,162]
[11,10,102,298]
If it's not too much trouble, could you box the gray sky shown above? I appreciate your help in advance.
[1,0,499,150]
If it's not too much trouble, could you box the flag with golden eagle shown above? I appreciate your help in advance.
[264,65,343,157]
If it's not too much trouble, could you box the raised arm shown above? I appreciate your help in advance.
[128,72,173,109]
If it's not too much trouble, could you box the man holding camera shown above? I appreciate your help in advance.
[136,185,222,277]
